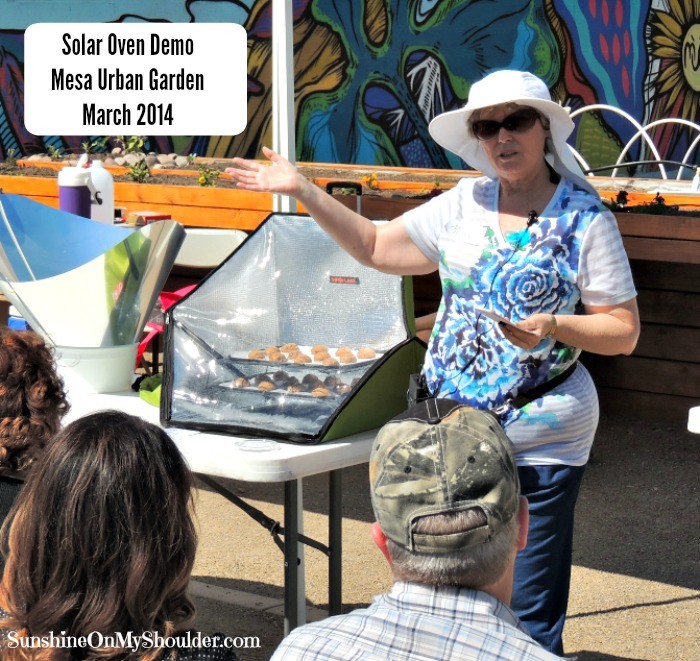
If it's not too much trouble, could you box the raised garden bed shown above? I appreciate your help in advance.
[3,158,700,230]
[0,159,468,229]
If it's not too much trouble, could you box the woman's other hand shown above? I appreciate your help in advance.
[500,313,556,350]
[501,299,640,355]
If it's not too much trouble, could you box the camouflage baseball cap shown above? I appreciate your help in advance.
[369,399,520,554]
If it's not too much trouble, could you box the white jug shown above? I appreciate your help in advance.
[88,160,115,224]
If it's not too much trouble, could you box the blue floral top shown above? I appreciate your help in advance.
[403,177,636,465]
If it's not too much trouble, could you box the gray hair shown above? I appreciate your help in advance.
[386,507,519,588]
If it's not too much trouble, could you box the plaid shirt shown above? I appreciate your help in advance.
[271,581,564,660]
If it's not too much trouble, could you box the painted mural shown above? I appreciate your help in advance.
[0,0,698,175]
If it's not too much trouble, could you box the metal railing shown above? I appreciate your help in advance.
[569,104,700,181]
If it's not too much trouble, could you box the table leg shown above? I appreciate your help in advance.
[328,469,343,615]
[296,480,306,625]
[284,479,299,635]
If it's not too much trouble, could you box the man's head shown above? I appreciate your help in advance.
[369,399,527,589]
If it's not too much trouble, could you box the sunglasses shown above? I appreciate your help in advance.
[471,108,541,141]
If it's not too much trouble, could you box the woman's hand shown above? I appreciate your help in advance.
[225,146,304,197]
[500,299,640,355]
[226,147,435,276]
[500,313,555,350]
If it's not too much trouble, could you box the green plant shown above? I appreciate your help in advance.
[126,159,150,183]
[4,147,17,167]
[637,192,679,214]
[187,153,197,166]
[81,137,110,155]
[126,136,145,153]
[47,145,64,161]
[603,190,629,211]
[197,164,220,187]
[113,135,145,154]
[603,190,680,215]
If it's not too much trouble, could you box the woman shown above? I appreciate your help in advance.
[0,329,69,527]
[0,410,237,660]
[226,70,640,654]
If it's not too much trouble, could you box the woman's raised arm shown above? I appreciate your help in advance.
[226,147,436,275]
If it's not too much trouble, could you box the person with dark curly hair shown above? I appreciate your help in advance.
[0,410,238,661]
[0,328,69,526]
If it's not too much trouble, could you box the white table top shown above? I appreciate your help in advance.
[64,389,377,482]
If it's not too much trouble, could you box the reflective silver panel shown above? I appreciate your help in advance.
[0,194,185,347]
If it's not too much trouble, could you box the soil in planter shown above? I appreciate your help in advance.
[0,161,466,199]
[0,161,240,189]
[0,163,60,178]
[5,161,700,215]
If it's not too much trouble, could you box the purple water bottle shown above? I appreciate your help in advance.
[58,167,93,218]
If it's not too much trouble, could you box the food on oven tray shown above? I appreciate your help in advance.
[302,374,323,390]
[280,342,298,352]
[311,387,331,397]
[221,367,361,397]
[219,345,382,397]
[238,344,379,365]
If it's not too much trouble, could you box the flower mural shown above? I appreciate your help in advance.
[0,0,698,170]
[649,0,700,118]
[299,0,544,167]
[646,0,700,162]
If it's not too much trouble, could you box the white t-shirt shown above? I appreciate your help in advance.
[403,176,636,466]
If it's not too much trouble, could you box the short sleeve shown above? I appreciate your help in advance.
[577,209,637,306]
[402,178,479,263]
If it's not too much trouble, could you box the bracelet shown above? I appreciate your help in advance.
[544,314,557,339]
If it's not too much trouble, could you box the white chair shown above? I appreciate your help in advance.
[175,228,247,269]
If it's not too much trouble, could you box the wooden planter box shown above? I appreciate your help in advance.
[0,171,273,231]
[581,212,700,425]
[0,159,472,232]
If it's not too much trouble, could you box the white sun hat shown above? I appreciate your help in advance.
[428,69,597,197]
